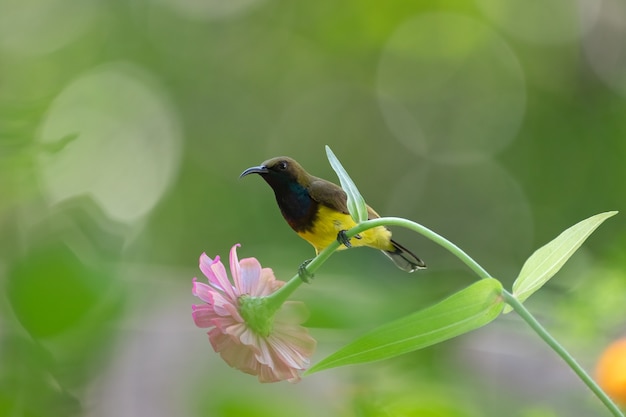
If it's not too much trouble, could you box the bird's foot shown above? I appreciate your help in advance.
[298,259,314,283]
[337,230,358,248]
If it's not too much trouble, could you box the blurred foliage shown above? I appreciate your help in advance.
[1,0,625,416]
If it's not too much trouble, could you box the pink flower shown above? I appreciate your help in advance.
[192,244,316,383]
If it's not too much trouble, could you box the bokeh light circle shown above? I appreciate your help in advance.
[154,0,267,21]
[37,62,183,224]
[266,83,402,173]
[386,159,533,279]
[377,13,526,163]
[477,0,600,44]
[583,0,626,97]
[0,0,99,55]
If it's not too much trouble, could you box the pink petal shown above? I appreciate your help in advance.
[209,292,243,322]
[257,366,279,383]
[209,328,237,350]
[258,363,293,383]
[274,300,309,325]
[198,254,221,289]
[270,362,301,383]
[252,336,274,367]
[270,278,285,293]
[208,329,258,375]
[267,337,305,369]
[212,317,247,337]
[273,323,317,357]
[268,327,316,369]
[191,279,214,304]
[192,304,218,327]
[199,253,236,300]
[236,328,305,383]
[256,340,302,383]
[209,329,259,374]
[253,267,281,296]
[229,244,242,291]
[237,327,262,353]
[238,258,262,295]
[229,348,262,375]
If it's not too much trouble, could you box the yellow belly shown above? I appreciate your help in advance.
[296,205,393,254]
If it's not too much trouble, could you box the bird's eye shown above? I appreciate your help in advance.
[278,161,288,170]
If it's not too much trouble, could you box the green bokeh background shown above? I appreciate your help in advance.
[1,1,625,416]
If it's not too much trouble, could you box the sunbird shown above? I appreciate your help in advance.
[240,156,426,272]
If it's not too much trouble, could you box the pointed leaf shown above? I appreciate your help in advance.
[325,145,368,223]
[307,278,504,374]
[504,211,617,313]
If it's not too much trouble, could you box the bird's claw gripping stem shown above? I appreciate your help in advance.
[298,259,314,283]
[337,230,352,248]
[337,230,361,248]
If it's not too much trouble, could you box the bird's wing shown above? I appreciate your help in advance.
[309,178,382,220]
[308,178,350,214]
[366,205,381,220]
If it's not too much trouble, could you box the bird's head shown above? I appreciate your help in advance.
[240,157,311,187]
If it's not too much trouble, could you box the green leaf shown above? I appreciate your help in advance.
[306,278,504,374]
[504,211,618,313]
[325,145,368,223]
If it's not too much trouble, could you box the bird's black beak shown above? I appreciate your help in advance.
[240,165,269,178]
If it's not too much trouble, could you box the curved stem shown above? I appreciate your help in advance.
[349,217,492,279]
[264,240,340,310]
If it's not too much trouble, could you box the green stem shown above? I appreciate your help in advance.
[265,240,341,311]
[349,217,492,279]
[266,216,623,416]
[502,291,624,417]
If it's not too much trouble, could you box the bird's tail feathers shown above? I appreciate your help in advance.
[382,239,427,273]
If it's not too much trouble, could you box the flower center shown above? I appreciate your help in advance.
[238,295,275,337]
